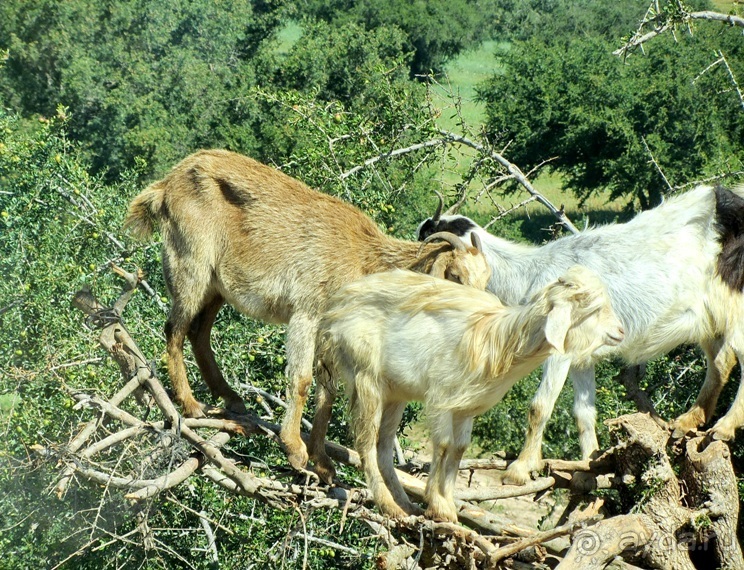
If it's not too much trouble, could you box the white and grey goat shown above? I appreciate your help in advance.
[314,266,624,522]
[417,184,744,485]
[123,149,491,473]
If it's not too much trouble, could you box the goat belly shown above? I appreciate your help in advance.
[220,288,291,324]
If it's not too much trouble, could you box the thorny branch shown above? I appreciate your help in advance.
[615,0,744,57]
[45,265,742,569]
[435,130,579,234]
[336,127,578,234]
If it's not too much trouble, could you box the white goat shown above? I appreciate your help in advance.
[315,266,624,522]
[417,184,744,485]
[123,149,491,474]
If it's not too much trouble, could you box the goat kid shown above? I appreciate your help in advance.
[315,266,624,522]
[418,185,744,485]
[123,149,491,474]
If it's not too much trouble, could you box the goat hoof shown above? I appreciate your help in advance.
[203,404,230,417]
[380,504,410,521]
[181,401,208,419]
[671,426,690,439]
[424,507,458,524]
[709,426,735,442]
[312,460,336,486]
[287,448,310,472]
[671,409,705,438]
[502,461,535,486]
[405,503,425,517]
[292,466,321,486]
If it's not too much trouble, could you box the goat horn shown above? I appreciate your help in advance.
[422,231,469,251]
[470,231,483,252]
[432,190,444,222]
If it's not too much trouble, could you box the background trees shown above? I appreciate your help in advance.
[478,0,744,208]
[0,0,290,178]
[297,0,487,76]
[1,0,743,567]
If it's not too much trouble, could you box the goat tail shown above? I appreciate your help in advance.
[123,181,167,239]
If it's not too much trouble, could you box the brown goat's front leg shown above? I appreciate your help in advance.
[280,313,320,471]
[188,295,247,415]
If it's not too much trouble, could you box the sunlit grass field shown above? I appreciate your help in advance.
[431,41,626,232]
[274,20,645,230]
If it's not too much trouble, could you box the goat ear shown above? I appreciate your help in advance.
[428,256,447,279]
[544,302,572,354]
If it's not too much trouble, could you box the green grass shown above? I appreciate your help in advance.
[431,39,629,227]
[711,0,741,11]
[275,20,303,55]
[431,40,507,130]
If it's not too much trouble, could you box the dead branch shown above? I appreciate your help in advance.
[490,514,602,566]
[456,477,556,503]
[457,453,615,475]
[337,127,578,234]
[339,138,449,180]
[437,130,580,234]
[559,413,743,569]
[615,1,744,57]
[54,271,742,569]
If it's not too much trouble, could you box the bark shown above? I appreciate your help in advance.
[52,272,741,570]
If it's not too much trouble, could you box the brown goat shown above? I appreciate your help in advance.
[123,149,491,472]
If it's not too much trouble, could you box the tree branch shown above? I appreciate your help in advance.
[615,4,744,57]
[58,272,741,568]
[436,130,580,234]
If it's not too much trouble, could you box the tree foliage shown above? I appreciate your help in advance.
[487,0,650,42]
[479,0,744,207]
[297,0,488,76]
[2,0,744,566]
[0,0,292,179]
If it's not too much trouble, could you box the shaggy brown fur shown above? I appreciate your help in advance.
[124,149,490,473]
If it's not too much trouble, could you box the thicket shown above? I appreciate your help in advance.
[478,0,744,208]
[1,0,743,567]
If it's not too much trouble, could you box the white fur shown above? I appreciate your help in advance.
[317,266,624,521]
[417,185,744,485]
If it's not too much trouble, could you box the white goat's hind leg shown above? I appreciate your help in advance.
[503,355,572,485]
[572,366,598,459]
[280,313,320,471]
[438,416,474,523]
[673,338,736,437]
[425,410,459,522]
[708,344,744,441]
[353,378,408,519]
[377,402,421,516]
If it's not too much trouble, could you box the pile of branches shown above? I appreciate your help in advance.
[49,265,742,569]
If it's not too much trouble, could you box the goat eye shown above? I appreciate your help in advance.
[445,270,462,284]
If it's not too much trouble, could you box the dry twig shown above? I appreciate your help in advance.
[53,268,742,569]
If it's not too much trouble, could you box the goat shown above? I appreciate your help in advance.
[314,266,624,522]
[123,149,491,473]
[417,184,744,485]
